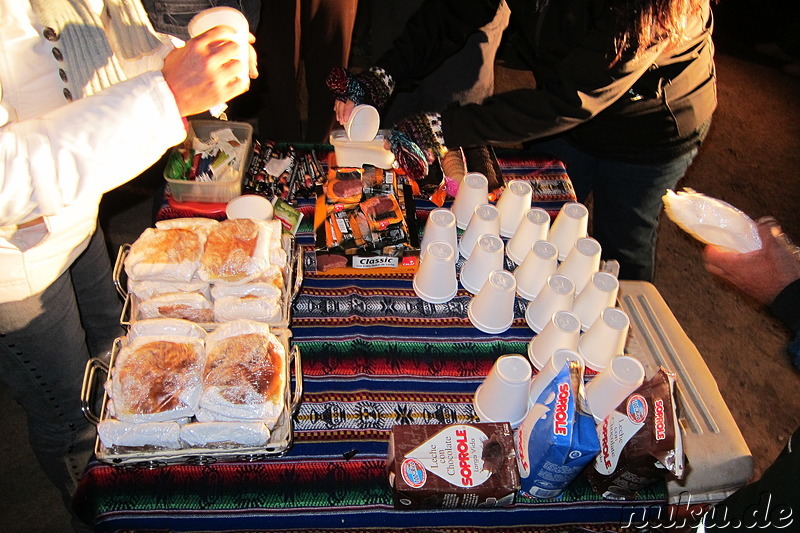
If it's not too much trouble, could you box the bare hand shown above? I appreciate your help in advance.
[162,26,257,117]
[334,99,356,126]
[703,217,800,305]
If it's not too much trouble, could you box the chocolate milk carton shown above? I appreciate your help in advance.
[514,361,600,499]
[387,422,520,509]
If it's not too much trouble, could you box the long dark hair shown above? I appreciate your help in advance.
[610,0,707,64]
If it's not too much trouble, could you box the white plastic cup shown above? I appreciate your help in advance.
[578,307,630,372]
[459,203,500,259]
[346,104,380,142]
[527,310,581,370]
[506,207,551,265]
[413,241,458,304]
[514,240,559,301]
[572,271,620,331]
[473,354,533,428]
[496,180,534,238]
[556,237,602,295]
[468,270,517,334]
[451,172,489,229]
[420,208,458,261]
[460,234,505,295]
[528,349,585,407]
[226,194,273,220]
[188,7,250,83]
[584,355,645,422]
[548,202,589,261]
[524,273,575,333]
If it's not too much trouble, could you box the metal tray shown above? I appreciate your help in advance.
[81,329,303,467]
[114,233,304,332]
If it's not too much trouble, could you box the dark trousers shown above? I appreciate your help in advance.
[0,226,124,512]
[524,136,700,282]
[254,0,358,143]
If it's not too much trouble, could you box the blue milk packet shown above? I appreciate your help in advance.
[514,360,600,499]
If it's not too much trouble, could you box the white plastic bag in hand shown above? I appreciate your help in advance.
[662,188,761,253]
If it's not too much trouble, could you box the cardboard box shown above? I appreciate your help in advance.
[387,422,520,509]
[311,166,420,274]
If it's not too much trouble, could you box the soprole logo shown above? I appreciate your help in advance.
[352,255,399,268]
[654,398,666,441]
[600,418,613,470]
[455,429,474,486]
[554,382,570,436]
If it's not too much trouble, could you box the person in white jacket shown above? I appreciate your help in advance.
[0,0,256,519]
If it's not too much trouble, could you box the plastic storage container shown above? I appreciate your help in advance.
[166,120,253,203]
[330,129,395,169]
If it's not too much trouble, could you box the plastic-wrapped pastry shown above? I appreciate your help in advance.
[180,421,271,447]
[125,226,207,282]
[199,320,286,427]
[128,279,211,301]
[137,292,214,323]
[199,218,273,284]
[108,318,206,423]
[97,419,184,449]
[155,217,220,235]
[212,283,282,323]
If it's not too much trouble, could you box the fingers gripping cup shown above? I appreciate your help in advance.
[514,240,559,301]
[468,270,517,334]
[548,202,589,261]
[496,180,534,238]
[506,208,551,265]
[451,172,489,229]
[413,241,458,304]
[572,271,619,331]
[528,349,585,408]
[188,7,250,83]
[459,204,500,259]
[524,273,575,333]
[527,310,581,370]
[460,234,505,295]
[584,355,645,422]
[556,237,602,295]
[473,354,533,428]
[578,307,630,372]
[420,208,458,261]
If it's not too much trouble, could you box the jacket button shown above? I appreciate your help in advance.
[52,47,64,61]
[63,88,73,101]
[43,27,59,41]
[59,69,68,83]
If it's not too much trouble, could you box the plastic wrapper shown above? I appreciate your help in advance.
[588,368,685,499]
[325,167,364,206]
[198,218,274,284]
[180,421,271,447]
[514,360,600,499]
[662,188,761,253]
[211,282,282,323]
[155,217,220,235]
[128,279,211,301]
[137,292,214,323]
[97,419,184,449]
[107,318,207,423]
[199,320,286,427]
[125,226,207,282]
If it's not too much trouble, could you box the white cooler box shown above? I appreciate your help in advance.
[618,280,753,504]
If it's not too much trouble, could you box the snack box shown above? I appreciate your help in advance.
[387,422,520,509]
[165,119,253,203]
[311,166,420,274]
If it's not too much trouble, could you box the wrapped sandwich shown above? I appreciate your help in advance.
[199,218,274,284]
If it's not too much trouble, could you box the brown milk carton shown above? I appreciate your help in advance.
[387,422,520,509]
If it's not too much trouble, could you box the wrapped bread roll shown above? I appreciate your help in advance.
[199,320,286,427]
[108,318,206,423]
[155,217,220,235]
[180,421,271,447]
[125,226,207,282]
[199,219,273,284]
[97,419,184,449]
[211,283,281,323]
[128,279,211,301]
[137,292,214,323]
